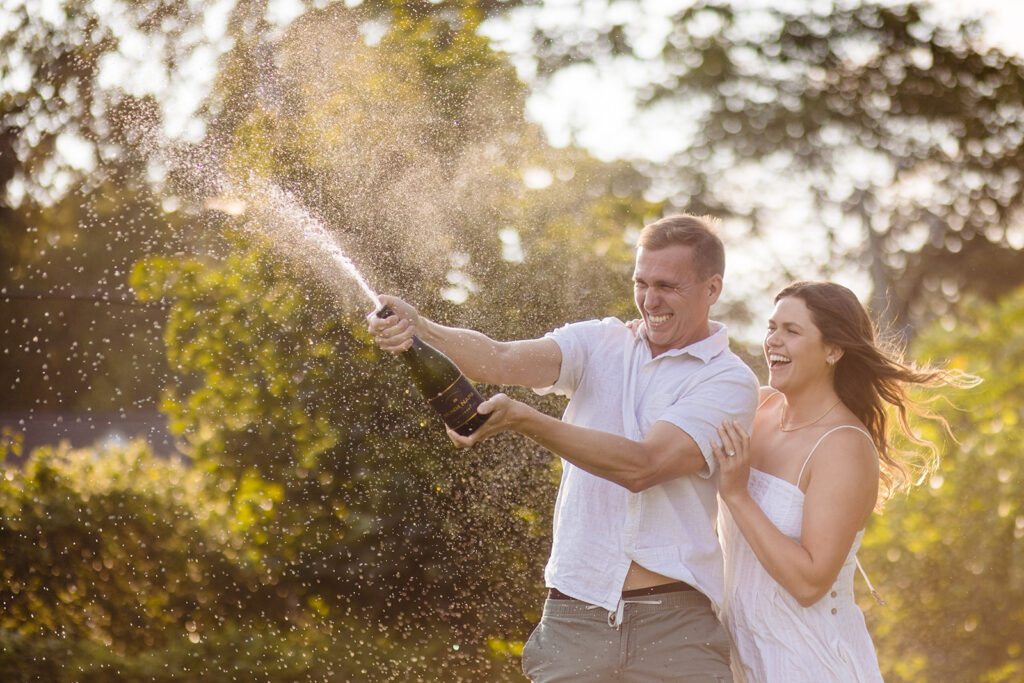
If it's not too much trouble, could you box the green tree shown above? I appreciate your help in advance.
[0,0,209,411]
[523,1,1024,334]
[0,440,298,679]
[3,0,661,677]
[126,0,656,677]
[859,286,1024,681]
[0,440,492,680]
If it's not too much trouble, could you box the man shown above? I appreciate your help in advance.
[368,215,759,681]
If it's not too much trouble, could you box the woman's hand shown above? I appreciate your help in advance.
[624,318,643,337]
[711,420,752,503]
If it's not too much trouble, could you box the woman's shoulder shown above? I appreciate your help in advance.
[801,422,880,522]
[822,405,875,449]
[805,420,880,482]
[815,422,876,453]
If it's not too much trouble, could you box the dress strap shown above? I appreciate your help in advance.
[856,556,887,606]
[757,388,783,410]
[796,425,875,486]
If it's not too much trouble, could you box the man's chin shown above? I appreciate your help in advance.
[646,329,674,352]
[648,323,674,340]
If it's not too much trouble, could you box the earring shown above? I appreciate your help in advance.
[827,357,836,366]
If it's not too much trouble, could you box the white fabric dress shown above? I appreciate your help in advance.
[719,426,884,683]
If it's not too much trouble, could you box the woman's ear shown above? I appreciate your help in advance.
[826,346,844,366]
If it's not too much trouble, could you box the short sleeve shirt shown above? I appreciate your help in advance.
[535,317,759,610]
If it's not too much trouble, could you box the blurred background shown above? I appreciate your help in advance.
[1,0,1022,680]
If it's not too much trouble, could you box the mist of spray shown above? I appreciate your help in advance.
[240,177,383,311]
[130,115,381,312]
[130,10,530,320]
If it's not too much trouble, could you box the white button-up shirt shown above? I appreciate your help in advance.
[536,317,759,611]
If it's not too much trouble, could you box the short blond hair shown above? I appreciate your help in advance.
[638,214,724,279]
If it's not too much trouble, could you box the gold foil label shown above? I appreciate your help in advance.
[428,375,485,434]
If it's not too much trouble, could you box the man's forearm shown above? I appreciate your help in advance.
[372,295,558,387]
[513,405,642,488]
[414,318,561,389]
[508,403,704,492]
[416,318,511,385]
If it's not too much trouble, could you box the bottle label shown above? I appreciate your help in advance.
[450,410,490,437]
[427,375,489,435]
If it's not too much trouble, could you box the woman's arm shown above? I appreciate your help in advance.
[714,422,878,606]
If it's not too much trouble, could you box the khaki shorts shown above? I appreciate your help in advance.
[521,590,732,682]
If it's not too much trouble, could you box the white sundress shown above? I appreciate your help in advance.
[719,426,885,683]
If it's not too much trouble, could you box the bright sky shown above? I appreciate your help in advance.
[78,0,1024,154]
[14,0,1020,338]
[478,0,1024,340]
[483,0,1024,162]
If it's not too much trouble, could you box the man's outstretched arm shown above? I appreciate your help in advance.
[367,294,562,389]
[448,394,708,492]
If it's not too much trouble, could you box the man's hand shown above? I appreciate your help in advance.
[445,393,522,448]
[366,294,420,353]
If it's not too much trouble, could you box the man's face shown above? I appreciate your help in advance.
[633,244,721,357]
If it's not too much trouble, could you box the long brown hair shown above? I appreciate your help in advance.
[775,281,978,502]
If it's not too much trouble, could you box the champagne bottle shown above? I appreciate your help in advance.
[376,306,491,436]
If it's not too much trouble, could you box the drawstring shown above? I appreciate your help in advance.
[855,556,886,607]
[603,598,663,629]
[610,600,626,628]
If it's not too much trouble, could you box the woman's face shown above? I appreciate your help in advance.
[764,296,839,393]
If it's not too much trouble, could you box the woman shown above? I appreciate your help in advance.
[711,281,976,682]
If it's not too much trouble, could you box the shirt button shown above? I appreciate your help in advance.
[831,591,837,598]
[831,608,838,615]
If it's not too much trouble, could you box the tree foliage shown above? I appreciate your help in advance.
[526,1,1024,333]
[3,0,656,678]
[0,0,538,413]
[0,440,529,680]
[859,286,1024,681]
[0,0,206,410]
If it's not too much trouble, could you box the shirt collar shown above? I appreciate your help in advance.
[639,320,730,363]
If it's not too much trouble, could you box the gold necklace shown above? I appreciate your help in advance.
[779,398,843,432]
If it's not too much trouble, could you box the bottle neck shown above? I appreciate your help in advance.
[404,335,427,354]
